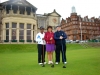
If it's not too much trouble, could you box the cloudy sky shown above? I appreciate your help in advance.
[1,0,100,19]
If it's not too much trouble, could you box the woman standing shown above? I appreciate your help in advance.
[44,26,55,64]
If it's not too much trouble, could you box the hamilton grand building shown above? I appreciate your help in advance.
[0,0,38,43]
[61,7,100,41]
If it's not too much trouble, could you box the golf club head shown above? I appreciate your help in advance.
[51,64,54,68]
[63,66,66,68]
[42,64,45,67]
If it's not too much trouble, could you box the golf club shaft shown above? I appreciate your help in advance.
[61,40,66,65]
[43,44,44,65]
[51,51,54,67]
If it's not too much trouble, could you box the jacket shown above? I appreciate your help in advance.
[54,30,67,45]
[36,32,46,45]
[44,32,55,44]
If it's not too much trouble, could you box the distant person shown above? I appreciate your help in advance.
[36,26,46,65]
[54,26,67,64]
[44,26,55,64]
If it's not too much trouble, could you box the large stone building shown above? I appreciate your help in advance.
[0,0,61,43]
[37,9,61,32]
[0,0,37,43]
[61,7,100,41]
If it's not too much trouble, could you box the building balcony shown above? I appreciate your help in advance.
[2,10,37,20]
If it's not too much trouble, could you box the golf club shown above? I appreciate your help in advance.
[51,52,54,68]
[61,40,66,68]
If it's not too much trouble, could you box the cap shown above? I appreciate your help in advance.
[40,26,44,30]
[56,25,61,28]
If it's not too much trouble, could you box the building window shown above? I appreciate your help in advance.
[86,18,88,22]
[73,26,75,28]
[27,30,31,40]
[19,23,24,40]
[6,5,10,14]
[6,29,9,40]
[6,10,9,14]
[85,30,87,33]
[73,35,76,41]
[5,23,9,41]
[73,30,77,34]
[27,24,31,29]
[33,25,35,29]
[6,23,9,28]
[11,22,17,40]
[66,20,67,23]
[20,9,24,14]
[20,23,24,29]
[82,18,85,21]
[12,5,17,14]
[12,29,16,40]
[87,23,88,25]
[92,19,94,22]
[73,21,76,24]
[89,19,91,22]
[12,23,17,28]
[19,30,24,40]
[27,11,30,15]
[27,30,31,35]
[13,10,17,14]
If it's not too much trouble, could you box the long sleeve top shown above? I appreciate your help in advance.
[54,30,67,45]
[44,32,55,44]
[36,32,46,45]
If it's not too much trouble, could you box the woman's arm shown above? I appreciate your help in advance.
[44,33,50,41]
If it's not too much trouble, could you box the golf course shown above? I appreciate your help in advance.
[0,44,100,75]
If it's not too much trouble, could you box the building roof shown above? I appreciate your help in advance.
[1,0,37,11]
[36,14,47,18]
[44,9,61,17]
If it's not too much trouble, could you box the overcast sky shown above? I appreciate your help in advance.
[1,0,100,19]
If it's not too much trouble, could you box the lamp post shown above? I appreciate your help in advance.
[80,22,82,41]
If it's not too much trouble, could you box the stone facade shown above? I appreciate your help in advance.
[0,0,61,43]
[37,14,47,32]
[0,0,37,43]
[0,4,3,43]
[37,9,61,32]
[61,13,100,41]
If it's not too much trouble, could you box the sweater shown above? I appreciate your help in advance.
[54,30,67,45]
[44,32,55,44]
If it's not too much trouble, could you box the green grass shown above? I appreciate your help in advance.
[0,44,84,53]
[0,44,37,53]
[0,44,100,75]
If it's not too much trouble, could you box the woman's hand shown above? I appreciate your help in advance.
[50,37,53,40]
[42,38,44,40]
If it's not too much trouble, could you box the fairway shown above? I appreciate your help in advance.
[0,44,100,75]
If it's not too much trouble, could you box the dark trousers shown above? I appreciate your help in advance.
[55,44,66,62]
[37,44,46,63]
